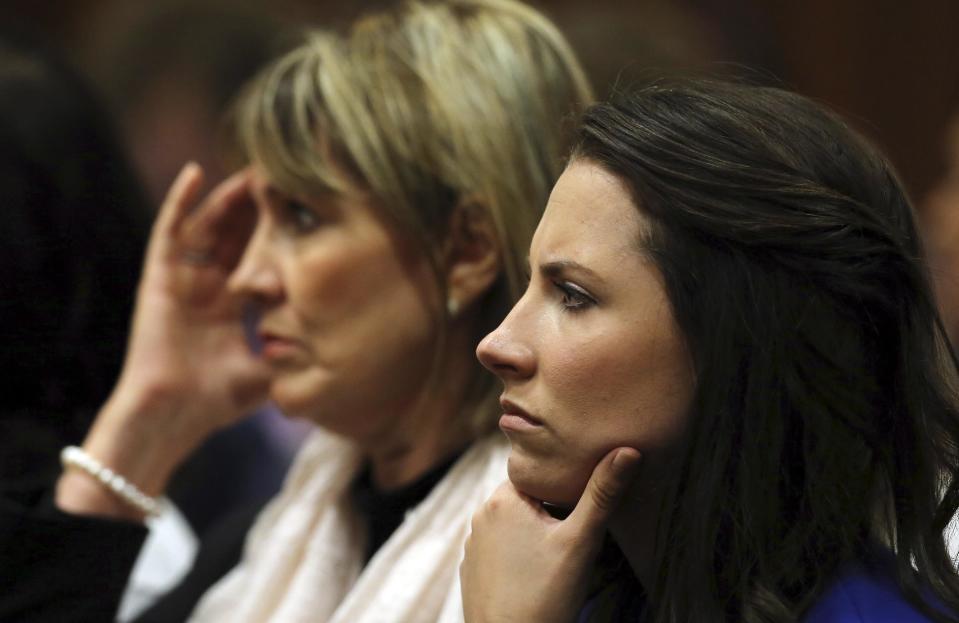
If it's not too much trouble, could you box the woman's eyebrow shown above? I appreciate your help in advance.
[540,259,606,285]
[258,183,302,207]
[264,183,340,207]
[263,185,285,202]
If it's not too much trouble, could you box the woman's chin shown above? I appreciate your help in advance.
[506,452,589,508]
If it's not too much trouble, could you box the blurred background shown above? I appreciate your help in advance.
[2,0,957,531]
[3,0,957,200]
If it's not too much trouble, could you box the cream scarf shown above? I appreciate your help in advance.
[188,428,509,623]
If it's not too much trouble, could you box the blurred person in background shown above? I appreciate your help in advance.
[0,26,202,621]
[2,0,594,621]
[924,114,959,346]
[0,27,148,488]
[921,105,959,564]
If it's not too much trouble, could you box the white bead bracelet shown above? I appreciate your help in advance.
[60,446,166,520]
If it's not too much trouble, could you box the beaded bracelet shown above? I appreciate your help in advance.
[60,446,166,520]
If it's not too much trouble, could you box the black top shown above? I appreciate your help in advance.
[351,449,464,562]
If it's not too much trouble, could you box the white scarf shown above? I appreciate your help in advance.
[188,428,509,623]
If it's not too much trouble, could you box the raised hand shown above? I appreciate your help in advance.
[58,163,272,520]
[461,447,642,623]
[115,163,270,425]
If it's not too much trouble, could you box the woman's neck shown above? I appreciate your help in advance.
[366,325,479,491]
[366,408,472,490]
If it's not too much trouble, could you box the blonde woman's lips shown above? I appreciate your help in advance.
[257,330,302,361]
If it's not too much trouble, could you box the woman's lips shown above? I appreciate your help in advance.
[499,398,543,432]
[257,331,302,361]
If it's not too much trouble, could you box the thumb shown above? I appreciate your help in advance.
[566,447,642,535]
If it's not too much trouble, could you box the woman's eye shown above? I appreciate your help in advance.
[555,281,595,312]
[282,200,321,231]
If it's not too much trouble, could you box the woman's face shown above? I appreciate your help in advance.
[476,160,694,506]
[229,166,439,442]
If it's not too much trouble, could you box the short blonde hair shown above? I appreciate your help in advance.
[235,0,593,430]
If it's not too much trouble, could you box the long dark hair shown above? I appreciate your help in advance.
[573,80,959,621]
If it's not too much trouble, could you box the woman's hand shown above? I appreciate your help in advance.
[57,163,271,520]
[461,447,642,623]
[116,163,270,430]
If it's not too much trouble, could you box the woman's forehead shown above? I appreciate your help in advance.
[533,162,642,256]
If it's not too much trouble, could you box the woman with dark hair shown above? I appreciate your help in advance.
[462,80,959,622]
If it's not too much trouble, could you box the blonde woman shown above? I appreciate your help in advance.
[4,1,592,621]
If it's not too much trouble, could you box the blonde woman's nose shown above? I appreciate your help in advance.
[228,226,283,304]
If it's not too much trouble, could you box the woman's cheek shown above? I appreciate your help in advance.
[506,452,591,507]
[505,428,607,507]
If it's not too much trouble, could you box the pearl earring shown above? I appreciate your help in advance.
[447,298,460,317]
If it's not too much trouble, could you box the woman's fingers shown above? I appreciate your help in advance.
[148,164,257,273]
[183,169,253,239]
[479,481,551,522]
[461,471,624,623]
[565,447,642,537]
[153,162,205,251]
[180,169,257,269]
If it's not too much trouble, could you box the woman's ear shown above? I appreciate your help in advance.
[443,196,501,317]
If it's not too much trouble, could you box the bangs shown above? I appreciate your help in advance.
[232,35,360,199]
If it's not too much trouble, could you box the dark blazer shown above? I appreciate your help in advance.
[0,491,253,623]
[0,493,146,622]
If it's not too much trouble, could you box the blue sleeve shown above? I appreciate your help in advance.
[803,565,938,623]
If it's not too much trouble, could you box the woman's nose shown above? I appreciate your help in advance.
[227,225,283,304]
[476,309,535,381]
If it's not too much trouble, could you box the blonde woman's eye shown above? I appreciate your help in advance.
[284,200,321,231]
[555,281,595,312]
